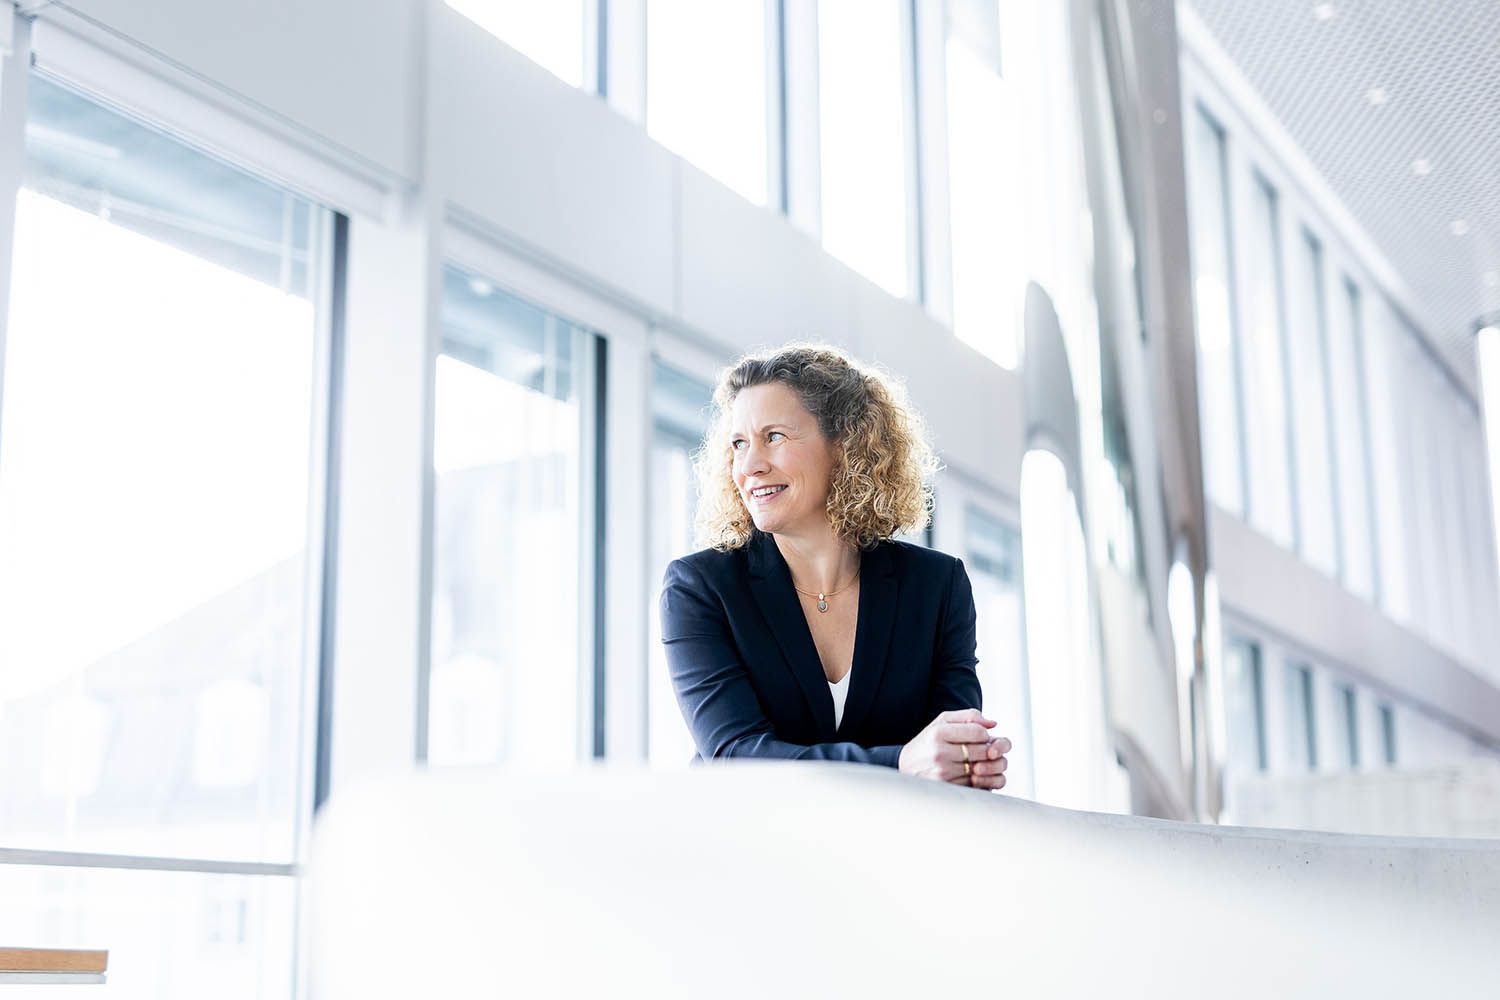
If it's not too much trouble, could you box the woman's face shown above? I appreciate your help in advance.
[729,382,839,537]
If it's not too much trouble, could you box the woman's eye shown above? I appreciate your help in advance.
[768,431,785,442]
[731,439,745,451]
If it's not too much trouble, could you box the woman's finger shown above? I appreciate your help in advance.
[932,759,972,784]
[938,722,996,745]
[938,708,992,726]
[941,740,1004,765]
[970,772,1008,791]
[968,756,1008,778]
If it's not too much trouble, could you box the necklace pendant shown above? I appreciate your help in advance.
[817,594,828,613]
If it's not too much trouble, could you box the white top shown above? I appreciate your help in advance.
[829,667,852,730]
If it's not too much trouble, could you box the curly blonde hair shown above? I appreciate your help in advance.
[693,343,940,551]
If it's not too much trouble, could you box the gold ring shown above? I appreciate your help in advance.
[963,760,972,777]
[961,743,970,763]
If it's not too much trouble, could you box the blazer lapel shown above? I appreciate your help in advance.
[746,530,837,739]
[836,540,896,737]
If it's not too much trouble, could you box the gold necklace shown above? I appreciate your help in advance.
[791,570,860,613]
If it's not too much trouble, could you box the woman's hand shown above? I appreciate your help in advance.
[898,708,1011,788]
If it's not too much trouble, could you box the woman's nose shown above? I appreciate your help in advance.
[739,441,770,475]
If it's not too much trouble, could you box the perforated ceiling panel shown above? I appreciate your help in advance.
[1185,0,1500,387]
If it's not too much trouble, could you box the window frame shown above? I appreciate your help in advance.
[0,15,347,999]
[444,221,653,761]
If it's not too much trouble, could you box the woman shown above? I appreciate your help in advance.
[659,344,1011,789]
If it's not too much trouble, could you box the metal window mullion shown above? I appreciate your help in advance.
[602,0,645,123]
[1206,101,1254,524]
[912,0,952,326]
[310,211,348,817]
[766,0,788,215]
[781,0,821,239]
[1230,158,1275,541]
[898,0,923,304]
[1346,279,1382,605]
[1310,233,1345,581]
[0,847,298,878]
[1260,177,1301,554]
[576,329,605,760]
[0,10,31,461]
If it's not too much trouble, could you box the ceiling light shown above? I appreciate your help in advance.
[1365,87,1388,106]
[468,277,494,297]
[1451,220,1471,237]
[1312,3,1337,21]
[1412,158,1432,176]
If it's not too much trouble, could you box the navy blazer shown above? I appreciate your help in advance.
[659,528,982,767]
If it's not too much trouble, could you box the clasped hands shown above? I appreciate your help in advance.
[897,708,1011,791]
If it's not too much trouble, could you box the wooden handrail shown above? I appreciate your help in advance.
[0,949,108,974]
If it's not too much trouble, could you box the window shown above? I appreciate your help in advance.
[446,0,589,88]
[1183,108,1245,515]
[965,505,1031,798]
[944,0,1021,367]
[0,865,296,999]
[1285,662,1316,771]
[1284,231,1338,576]
[1222,638,1266,772]
[817,0,911,297]
[427,265,592,766]
[1379,703,1397,766]
[1361,298,1410,622]
[1326,277,1376,599]
[1241,175,1295,547]
[647,359,713,767]
[646,0,768,204]
[0,71,329,1000]
[1340,684,1359,769]
[0,75,328,864]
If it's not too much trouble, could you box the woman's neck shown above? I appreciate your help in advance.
[771,525,861,593]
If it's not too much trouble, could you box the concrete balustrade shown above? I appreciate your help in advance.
[311,763,1500,998]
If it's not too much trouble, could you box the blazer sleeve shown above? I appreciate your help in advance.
[659,557,904,768]
[925,556,983,718]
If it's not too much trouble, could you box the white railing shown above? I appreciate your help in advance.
[311,763,1500,998]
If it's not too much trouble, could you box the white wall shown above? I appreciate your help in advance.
[60,0,422,183]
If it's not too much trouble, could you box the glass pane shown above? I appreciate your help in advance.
[1242,176,1295,546]
[647,360,712,768]
[1341,685,1359,769]
[446,0,587,88]
[1284,663,1316,771]
[1184,109,1244,515]
[1434,395,1473,658]
[818,0,910,297]
[1222,638,1265,773]
[428,266,587,766]
[1380,703,1397,765]
[1327,278,1375,598]
[1363,300,1410,621]
[0,77,323,863]
[1284,232,1338,576]
[945,0,1020,368]
[0,865,295,1000]
[647,0,768,204]
[1411,364,1454,647]
[966,506,1032,799]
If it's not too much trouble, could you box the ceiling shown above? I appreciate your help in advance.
[1183,0,1500,390]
